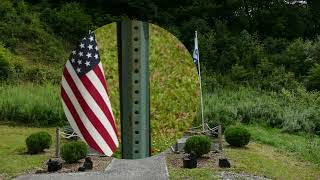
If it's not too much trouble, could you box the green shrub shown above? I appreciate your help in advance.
[0,44,13,80]
[61,141,87,163]
[231,64,249,82]
[225,125,251,147]
[26,131,52,154]
[184,135,211,157]
[306,64,320,91]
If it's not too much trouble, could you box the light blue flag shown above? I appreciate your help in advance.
[193,31,199,64]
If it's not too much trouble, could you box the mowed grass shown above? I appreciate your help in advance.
[246,124,320,164]
[0,124,56,179]
[225,142,320,180]
[168,166,219,180]
[169,125,320,180]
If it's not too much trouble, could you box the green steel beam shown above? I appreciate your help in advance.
[117,20,150,159]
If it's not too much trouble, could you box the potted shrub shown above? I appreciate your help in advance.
[183,135,211,168]
[60,141,87,163]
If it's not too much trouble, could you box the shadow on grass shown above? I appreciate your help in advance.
[224,144,250,150]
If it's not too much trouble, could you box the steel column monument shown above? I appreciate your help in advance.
[117,20,151,159]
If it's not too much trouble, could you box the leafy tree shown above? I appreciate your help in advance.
[306,64,320,90]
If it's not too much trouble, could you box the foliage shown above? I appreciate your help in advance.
[306,64,320,90]
[60,141,87,163]
[225,125,251,147]
[184,135,211,157]
[25,131,52,154]
[0,45,12,80]
[0,0,67,64]
[44,2,92,43]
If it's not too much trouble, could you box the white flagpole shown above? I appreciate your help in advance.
[194,31,205,132]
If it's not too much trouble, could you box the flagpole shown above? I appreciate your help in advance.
[195,31,205,132]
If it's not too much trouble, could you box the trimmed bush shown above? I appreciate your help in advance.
[26,131,52,154]
[225,126,251,147]
[184,135,211,157]
[61,141,87,163]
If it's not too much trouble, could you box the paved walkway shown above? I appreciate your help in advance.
[16,153,168,180]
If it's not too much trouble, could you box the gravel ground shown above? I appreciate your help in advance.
[166,150,224,168]
[33,156,113,174]
[166,146,271,180]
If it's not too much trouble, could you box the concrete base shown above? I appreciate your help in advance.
[16,153,169,180]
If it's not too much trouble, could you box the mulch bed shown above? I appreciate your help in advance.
[34,156,113,174]
[166,150,225,168]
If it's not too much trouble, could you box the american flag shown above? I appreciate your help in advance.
[61,31,119,156]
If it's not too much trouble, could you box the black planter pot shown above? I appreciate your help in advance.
[83,157,93,170]
[47,159,62,172]
[183,157,197,169]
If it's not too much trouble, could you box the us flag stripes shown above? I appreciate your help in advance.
[61,31,119,156]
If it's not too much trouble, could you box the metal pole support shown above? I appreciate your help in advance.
[218,125,223,151]
[55,127,60,158]
[117,20,150,159]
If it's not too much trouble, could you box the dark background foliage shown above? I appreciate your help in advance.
[1,0,320,134]
[2,0,320,90]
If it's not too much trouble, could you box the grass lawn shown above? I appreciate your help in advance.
[0,124,56,179]
[169,125,320,180]
[168,166,219,180]
[225,142,320,179]
[246,124,320,164]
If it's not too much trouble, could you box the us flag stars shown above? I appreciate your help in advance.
[68,32,101,77]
